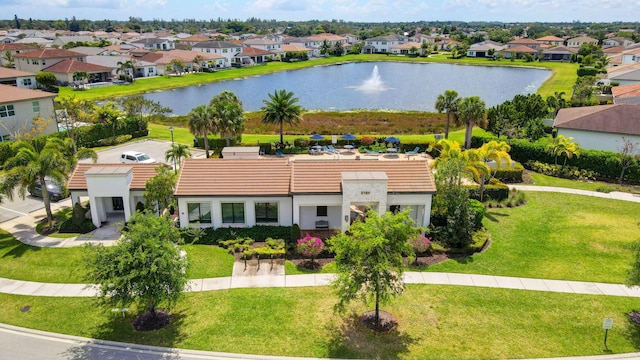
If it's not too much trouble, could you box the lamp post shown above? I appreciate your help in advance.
[169,126,177,174]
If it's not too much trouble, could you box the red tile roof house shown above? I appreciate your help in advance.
[174,159,436,233]
[13,49,112,84]
[553,104,640,152]
[0,84,58,141]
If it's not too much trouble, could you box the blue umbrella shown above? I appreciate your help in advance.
[385,136,400,143]
[309,133,325,145]
[340,133,356,145]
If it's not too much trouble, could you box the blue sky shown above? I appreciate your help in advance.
[1,0,638,23]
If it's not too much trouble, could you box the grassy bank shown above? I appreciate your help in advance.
[1,286,638,359]
[57,54,577,102]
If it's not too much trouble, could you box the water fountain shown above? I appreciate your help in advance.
[355,65,388,92]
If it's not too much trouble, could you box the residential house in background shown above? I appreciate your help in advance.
[608,63,640,85]
[535,35,565,46]
[553,104,640,152]
[13,48,86,73]
[506,38,542,51]
[0,43,40,68]
[0,84,57,141]
[130,37,175,51]
[467,41,505,58]
[174,159,436,233]
[0,67,37,88]
[542,45,577,61]
[42,59,112,84]
[620,47,640,65]
[612,83,640,105]
[391,42,423,55]
[192,41,242,67]
[362,35,406,54]
[566,36,599,48]
[603,37,636,48]
[86,55,156,79]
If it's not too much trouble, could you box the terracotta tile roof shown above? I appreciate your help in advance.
[281,44,310,52]
[183,35,211,42]
[604,46,626,54]
[508,38,541,45]
[542,45,577,54]
[502,45,539,53]
[175,159,292,196]
[0,84,56,103]
[239,47,273,56]
[291,160,436,194]
[68,163,160,191]
[13,48,85,59]
[535,36,564,42]
[553,104,640,136]
[43,59,112,74]
[0,43,40,51]
[0,67,35,79]
[612,83,640,98]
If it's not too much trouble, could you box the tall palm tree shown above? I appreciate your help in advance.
[1,137,96,228]
[546,91,567,116]
[165,143,192,174]
[210,91,245,147]
[116,59,136,82]
[457,96,486,149]
[468,140,512,201]
[188,105,215,158]
[260,89,304,146]
[434,90,460,139]
[547,134,580,168]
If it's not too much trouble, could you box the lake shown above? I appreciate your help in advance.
[142,61,551,115]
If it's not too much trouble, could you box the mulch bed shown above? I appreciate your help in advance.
[132,309,172,331]
[360,310,398,332]
[629,311,640,325]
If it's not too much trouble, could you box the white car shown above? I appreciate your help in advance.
[120,151,156,164]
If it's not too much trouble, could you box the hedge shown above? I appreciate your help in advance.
[493,166,524,183]
[466,181,510,202]
[472,135,640,184]
[71,117,148,148]
[181,225,292,246]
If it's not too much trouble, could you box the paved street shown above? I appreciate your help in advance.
[78,138,206,165]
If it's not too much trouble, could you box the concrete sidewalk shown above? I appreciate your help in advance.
[3,272,640,298]
[508,185,640,203]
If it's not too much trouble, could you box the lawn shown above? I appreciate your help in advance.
[57,54,577,102]
[528,172,640,194]
[0,229,235,283]
[1,286,639,359]
[424,192,640,283]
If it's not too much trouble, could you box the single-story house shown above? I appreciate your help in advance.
[174,159,436,233]
[499,45,539,59]
[553,104,640,152]
[0,84,57,142]
[42,59,112,84]
[67,163,161,228]
[0,67,37,88]
[390,42,424,55]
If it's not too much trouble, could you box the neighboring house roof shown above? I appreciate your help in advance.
[68,46,106,56]
[391,42,423,50]
[182,35,211,43]
[167,49,224,61]
[131,37,169,45]
[0,83,56,103]
[175,159,436,197]
[0,43,39,51]
[608,62,640,81]
[290,160,436,194]
[281,44,311,52]
[43,59,112,74]
[307,33,347,42]
[567,36,599,43]
[175,159,292,196]
[469,43,504,52]
[612,83,640,98]
[542,45,577,54]
[535,35,564,42]
[243,38,279,46]
[238,47,274,56]
[553,104,640,136]
[193,41,240,49]
[604,46,627,55]
[507,38,541,45]
[13,48,85,59]
[68,163,160,191]
[0,67,35,79]
[502,45,538,53]
[86,55,156,68]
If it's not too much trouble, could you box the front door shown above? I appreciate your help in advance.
[112,197,124,211]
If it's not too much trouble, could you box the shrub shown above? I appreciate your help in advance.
[467,180,510,202]
[525,161,597,181]
[219,237,254,254]
[181,225,292,245]
[408,233,431,254]
[467,199,485,230]
[596,185,615,193]
[493,166,524,183]
[296,234,325,261]
[57,216,96,233]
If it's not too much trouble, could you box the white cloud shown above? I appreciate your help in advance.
[249,0,311,11]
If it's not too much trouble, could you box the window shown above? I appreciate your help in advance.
[32,59,39,65]
[255,202,278,223]
[316,206,327,217]
[223,48,228,53]
[42,60,45,65]
[222,202,244,223]
[187,203,211,224]
[390,205,401,214]
[22,78,32,86]
[32,101,39,113]
[0,105,15,118]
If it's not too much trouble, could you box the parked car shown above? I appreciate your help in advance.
[120,151,156,164]
[28,180,67,202]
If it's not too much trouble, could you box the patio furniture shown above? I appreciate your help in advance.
[343,144,354,151]
[364,149,380,156]
[386,147,398,154]
[309,145,323,155]
[327,145,340,154]
[315,220,329,229]
[276,150,285,157]
[405,147,421,158]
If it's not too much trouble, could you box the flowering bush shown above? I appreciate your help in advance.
[360,136,374,145]
[409,233,431,254]
[296,234,325,261]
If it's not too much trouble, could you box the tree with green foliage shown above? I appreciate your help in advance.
[546,134,580,168]
[467,141,511,201]
[546,91,567,116]
[330,209,418,330]
[2,51,14,68]
[209,91,245,147]
[1,137,95,228]
[72,71,89,84]
[117,95,172,123]
[188,104,215,158]
[618,137,640,185]
[94,101,124,138]
[84,211,188,330]
[35,71,57,90]
[457,96,486,149]
[319,39,330,56]
[170,58,185,74]
[165,143,191,174]
[260,89,304,145]
[434,89,460,139]
[331,42,344,56]
[571,76,597,106]
[116,59,136,82]
[143,165,177,213]
[487,94,548,141]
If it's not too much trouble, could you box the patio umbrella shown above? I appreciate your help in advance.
[309,133,325,145]
[340,133,357,145]
[384,136,401,143]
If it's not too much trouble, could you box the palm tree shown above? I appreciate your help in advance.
[546,91,567,116]
[2,50,15,68]
[1,137,96,228]
[547,135,580,168]
[192,55,204,72]
[468,140,512,201]
[165,143,192,174]
[188,105,215,158]
[320,40,330,56]
[116,59,135,82]
[260,89,304,146]
[434,90,460,139]
[457,96,486,149]
[209,91,245,147]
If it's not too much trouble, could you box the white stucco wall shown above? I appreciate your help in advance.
[557,129,640,153]
[292,195,343,230]
[178,196,293,229]
[0,96,57,141]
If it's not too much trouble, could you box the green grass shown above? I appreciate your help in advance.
[425,192,640,283]
[57,54,577,102]
[285,260,336,274]
[1,286,639,359]
[0,231,234,283]
[528,172,640,194]
[34,208,86,238]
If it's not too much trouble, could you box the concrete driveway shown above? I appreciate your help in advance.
[79,139,206,164]
[0,189,70,224]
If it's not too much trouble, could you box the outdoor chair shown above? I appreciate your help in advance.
[276,150,285,157]
[405,146,421,159]
[327,145,340,154]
